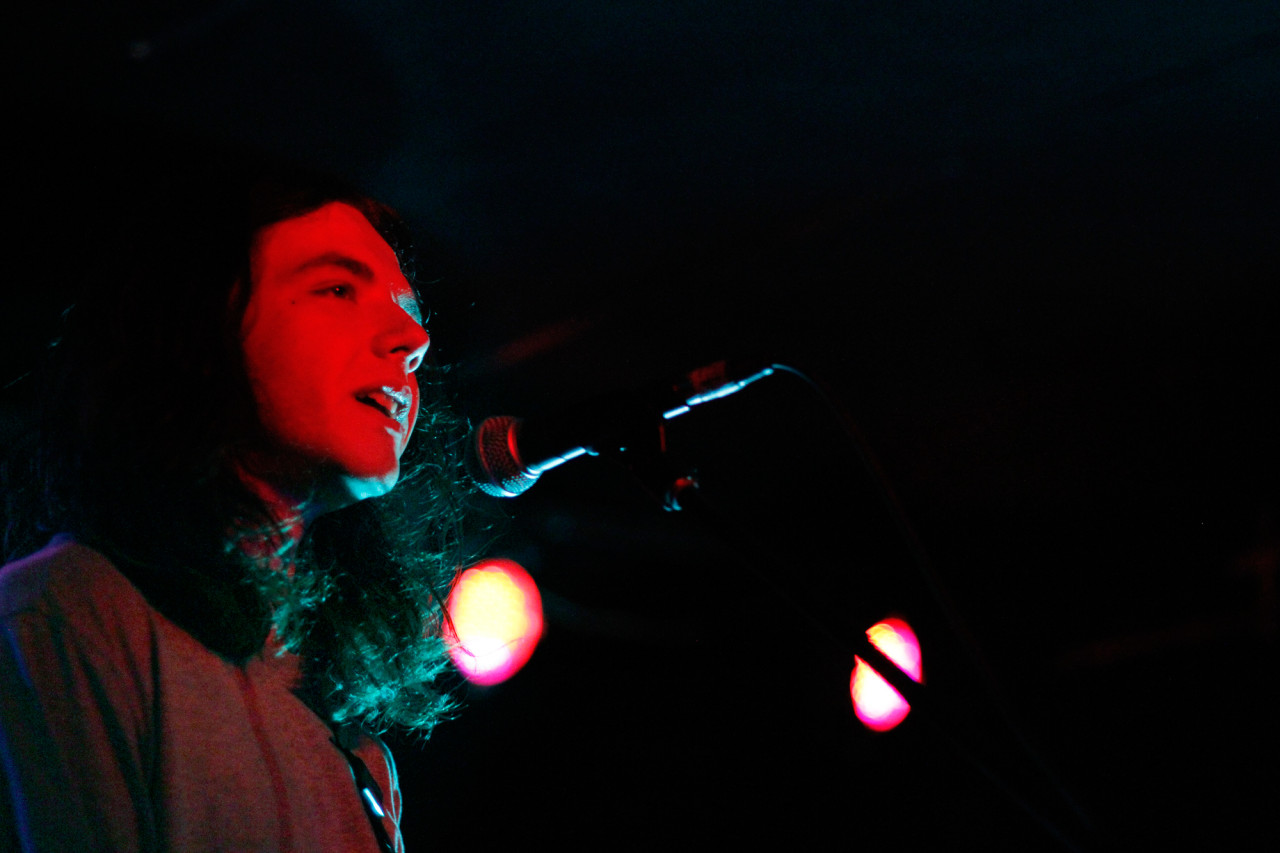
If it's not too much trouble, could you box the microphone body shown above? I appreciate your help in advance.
[466,363,775,497]
[465,415,583,498]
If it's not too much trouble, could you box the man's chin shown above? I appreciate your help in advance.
[333,468,400,506]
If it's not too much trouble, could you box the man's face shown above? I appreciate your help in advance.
[240,201,430,509]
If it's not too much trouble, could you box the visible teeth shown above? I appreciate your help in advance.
[360,387,410,423]
[383,387,412,410]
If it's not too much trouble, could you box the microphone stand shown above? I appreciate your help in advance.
[588,370,1119,853]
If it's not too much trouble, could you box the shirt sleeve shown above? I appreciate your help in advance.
[0,554,160,852]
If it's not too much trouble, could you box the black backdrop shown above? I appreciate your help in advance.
[7,3,1279,849]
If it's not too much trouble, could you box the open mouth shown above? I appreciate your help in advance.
[356,386,412,425]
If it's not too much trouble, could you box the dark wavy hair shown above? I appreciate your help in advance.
[3,161,471,735]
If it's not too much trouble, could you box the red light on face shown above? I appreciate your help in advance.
[851,617,923,732]
[446,559,544,686]
[241,202,429,507]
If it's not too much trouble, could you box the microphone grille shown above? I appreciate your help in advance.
[466,415,539,497]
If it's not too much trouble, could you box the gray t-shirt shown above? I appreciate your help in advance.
[0,538,403,852]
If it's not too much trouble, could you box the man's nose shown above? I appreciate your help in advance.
[374,304,430,372]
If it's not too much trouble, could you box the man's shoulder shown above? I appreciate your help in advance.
[0,537,146,621]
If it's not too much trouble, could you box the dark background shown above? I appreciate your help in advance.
[7,3,1278,850]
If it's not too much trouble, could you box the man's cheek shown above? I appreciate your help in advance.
[409,400,421,439]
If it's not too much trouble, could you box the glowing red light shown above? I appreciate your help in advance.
[446,558,544,686]
[851,658,910,731]
[850,617,923,732]
[867,618,923,683]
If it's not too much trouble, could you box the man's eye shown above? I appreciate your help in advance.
[321,283,355,299]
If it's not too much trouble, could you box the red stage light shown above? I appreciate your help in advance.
[447,558,544,686]
[851,617,923,732]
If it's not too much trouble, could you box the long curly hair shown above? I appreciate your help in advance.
[3,159,471,735]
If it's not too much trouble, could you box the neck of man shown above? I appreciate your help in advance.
[231,460,315,574]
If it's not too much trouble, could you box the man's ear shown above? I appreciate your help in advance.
[227,275,255,339]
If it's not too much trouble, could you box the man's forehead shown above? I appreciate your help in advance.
[254,201,407,285]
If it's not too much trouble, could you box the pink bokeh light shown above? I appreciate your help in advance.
[850,617,923,732]
[446,558,544,686]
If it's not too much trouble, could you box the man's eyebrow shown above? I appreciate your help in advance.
[291,252,375,280]
[292,250,425,323]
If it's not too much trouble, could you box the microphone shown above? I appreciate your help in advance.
[466,362,776,497]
